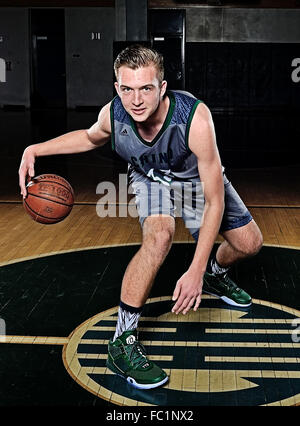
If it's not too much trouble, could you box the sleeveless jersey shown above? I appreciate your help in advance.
[110,90,203,184]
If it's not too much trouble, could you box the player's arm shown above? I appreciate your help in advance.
[19,102,112,197]
[172,103,224,315]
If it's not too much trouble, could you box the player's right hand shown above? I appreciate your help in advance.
[18,146,36,198]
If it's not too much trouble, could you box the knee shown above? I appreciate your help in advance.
[145,227,174,253]
[143,217,175,254]
[242,229,263,257]
[156,229,174,252]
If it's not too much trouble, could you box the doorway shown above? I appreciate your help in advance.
[149,9,185,90]
[30,9,66,108]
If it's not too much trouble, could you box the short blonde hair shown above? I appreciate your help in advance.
[114,44,164,85]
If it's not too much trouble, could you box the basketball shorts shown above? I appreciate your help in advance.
[130,171,253,240]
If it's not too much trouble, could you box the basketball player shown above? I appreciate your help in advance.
[19,45,263,390]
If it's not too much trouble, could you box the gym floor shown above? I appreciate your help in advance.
[0,108,300,408]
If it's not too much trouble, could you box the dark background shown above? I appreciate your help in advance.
[0,1,300,409]
[0,1,299,169]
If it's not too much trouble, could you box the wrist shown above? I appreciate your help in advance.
[188,262,206,277]
[25,144,37,157]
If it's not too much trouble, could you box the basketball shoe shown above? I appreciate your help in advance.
[203,271,252,307]
[106,329,168,389]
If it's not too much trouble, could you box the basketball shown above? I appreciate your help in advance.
[23,174,74,224]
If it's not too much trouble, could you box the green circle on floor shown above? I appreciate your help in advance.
[0,244,300,406]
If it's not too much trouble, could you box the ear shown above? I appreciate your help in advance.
[160,80,167,98]
[114,81,120,96]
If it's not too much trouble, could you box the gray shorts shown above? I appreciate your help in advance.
[130,172,253,239]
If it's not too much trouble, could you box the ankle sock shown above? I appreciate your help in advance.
[208,256,230,276]
[113,300,143,342]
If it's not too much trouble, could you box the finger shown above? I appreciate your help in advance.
[19,170,27,198]
[171,296,183,314]
[172,296,189,315]
[28,163,35,178]
[172,281,181,302]
[182,297,196,315]
[193,294,202,311]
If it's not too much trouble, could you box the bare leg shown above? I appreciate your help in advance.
[121,215,175,308]
[216,219,263,268]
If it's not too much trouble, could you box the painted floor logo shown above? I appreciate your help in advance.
[63,295,300,406]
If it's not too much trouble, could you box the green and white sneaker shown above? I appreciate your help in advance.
[203,272,252,307]
[106,329,168,389]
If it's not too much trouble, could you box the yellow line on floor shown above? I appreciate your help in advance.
[79,339,300,348]
[205,328,294,334]
[78,353,173,361]
[205,356,300,363]
[0,335,69,345]
[100,316,299,324]
[91,326,177,333]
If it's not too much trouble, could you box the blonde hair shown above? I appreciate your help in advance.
[114,44,164,85]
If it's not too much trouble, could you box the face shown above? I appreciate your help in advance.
[114,65,167,122]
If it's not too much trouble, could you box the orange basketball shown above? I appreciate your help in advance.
[23,174,74,224]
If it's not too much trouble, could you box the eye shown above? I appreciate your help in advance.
[143,87,151,92]
[122,87,131,93]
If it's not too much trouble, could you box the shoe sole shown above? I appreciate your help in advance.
[126,374,169,390]
[203,290,252,308]
[106,362,169,390]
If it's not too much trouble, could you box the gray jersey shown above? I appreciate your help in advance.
[110,90,203,185]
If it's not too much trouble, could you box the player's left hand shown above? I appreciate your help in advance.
[171,269,203,315]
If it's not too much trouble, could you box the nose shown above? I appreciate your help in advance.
[132,90,143,106]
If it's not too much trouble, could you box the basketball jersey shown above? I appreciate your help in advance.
[110,90,203,185]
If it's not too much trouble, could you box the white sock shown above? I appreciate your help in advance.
[113,301,143,342]
[210,257,230,276]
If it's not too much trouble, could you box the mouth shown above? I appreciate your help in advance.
[132,108,146,115]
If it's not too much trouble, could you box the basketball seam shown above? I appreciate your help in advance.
[23,199,69,221]
[26,192,73,207]
[31,178,74,194]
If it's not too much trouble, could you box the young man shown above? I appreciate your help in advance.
[19,45,263,390]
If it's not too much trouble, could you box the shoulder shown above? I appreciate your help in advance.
[170,90,203,124]
[110,95,130,124]
[87,101,112,144]
[190,102,214,131]
[171,90,198,110]
[188,102,217,156]
[172,89,196,100]
[97,101,112,133]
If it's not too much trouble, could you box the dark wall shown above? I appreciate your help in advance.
[1,6,300,108]
[186,42,300,110]
[0,0,299,6]
[0,7,115,108]
[0,4,300,167]
[186,7,300,43]
[185,42,300,167]
[65,7,115,108]
[0,8,30,107]
[149,0,300,7]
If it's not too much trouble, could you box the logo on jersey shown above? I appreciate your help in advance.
[147,168,173,186]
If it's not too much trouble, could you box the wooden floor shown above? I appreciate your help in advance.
[1,162,300,407]
[1,106,300,407]
[0,164,299,266]
[0,204,300,267]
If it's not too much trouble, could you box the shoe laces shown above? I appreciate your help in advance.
[222,274,241,293]
[124,341,149,370]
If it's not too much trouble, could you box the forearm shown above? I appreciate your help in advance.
[189,199,224,274]
[26,129,98,158]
